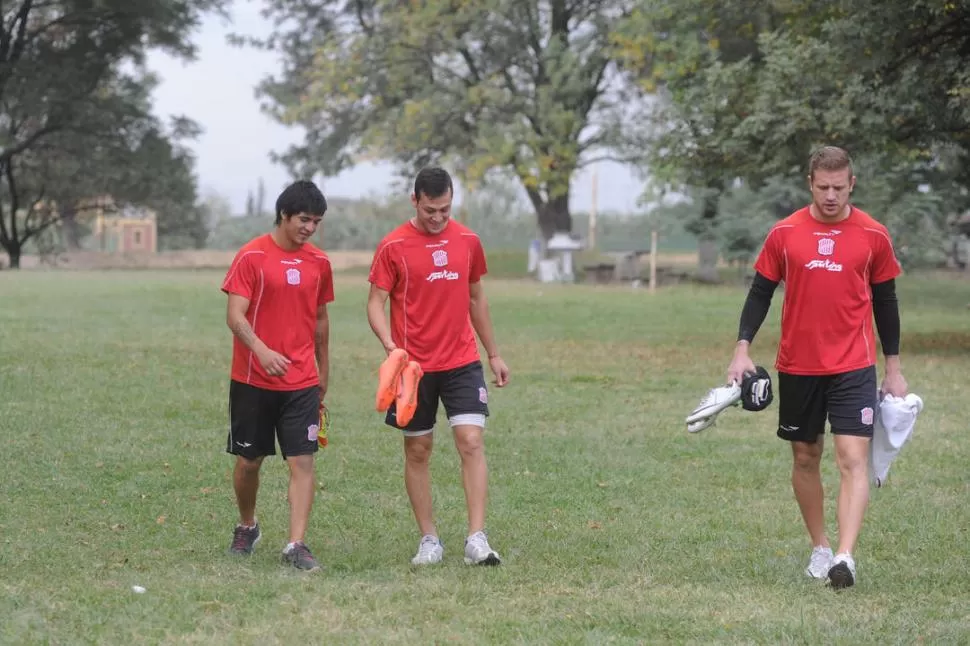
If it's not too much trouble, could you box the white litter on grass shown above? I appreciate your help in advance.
[132,585,146,594]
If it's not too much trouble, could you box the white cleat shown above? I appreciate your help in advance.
[686,382,741,427]
[687,415,718,433]
[411,535,444,565]
[463,531,501,566]
[805,545,834,579]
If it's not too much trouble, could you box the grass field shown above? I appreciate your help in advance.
[2,268,969,644]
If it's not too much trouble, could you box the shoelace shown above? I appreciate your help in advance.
[418,538,439,555]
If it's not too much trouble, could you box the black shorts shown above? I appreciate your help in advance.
[384,360,490,435]
[776,366,878,442]
[227,380,321,459]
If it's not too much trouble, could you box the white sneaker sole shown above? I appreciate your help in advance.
[687,415,717,433]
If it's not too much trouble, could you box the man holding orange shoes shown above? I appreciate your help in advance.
[366,166,510,566]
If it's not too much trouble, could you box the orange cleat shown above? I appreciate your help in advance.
[376,348,409,412]
[394,360,423,427]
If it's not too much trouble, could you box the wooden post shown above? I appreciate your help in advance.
[649,229,658,293]
[588,167,598,251]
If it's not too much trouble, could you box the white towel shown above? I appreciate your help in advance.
[869,393,923,487]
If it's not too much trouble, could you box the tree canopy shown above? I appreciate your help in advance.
[244,0,636,241]
[613,0,970,270]
[0,0,226,268]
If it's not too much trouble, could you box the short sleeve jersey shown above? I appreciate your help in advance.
[753,206,901,375]
[221,234,334,391]
[369,219,487,372]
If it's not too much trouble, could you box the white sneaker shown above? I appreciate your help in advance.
[410,535,443,565]
[463,531,501,566]
[685,383,741,426]
[805,545,834,579]
[827,552,856,589]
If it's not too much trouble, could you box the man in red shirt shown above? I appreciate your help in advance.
[367,166,511,567]
[726,146,908,589]
[221,180,334,571]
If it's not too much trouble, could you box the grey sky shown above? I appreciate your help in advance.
[145,0,645,215]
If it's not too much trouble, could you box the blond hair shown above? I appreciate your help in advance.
[809,146,853,180]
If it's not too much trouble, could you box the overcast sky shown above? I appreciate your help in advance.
[144,0,646,215]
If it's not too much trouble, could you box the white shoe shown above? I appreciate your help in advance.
[687,415,718,434]
[805,545,834,579]
[686,383,741,426]
[827,552,857,589]
[463,531,501,566]
[410,535,443,565]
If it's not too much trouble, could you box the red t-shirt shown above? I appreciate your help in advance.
[221,234,334,390]
[754,206,901,375]
[369,219,487,372]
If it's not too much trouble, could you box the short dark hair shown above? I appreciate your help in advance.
[809,146,853,180]
[275,180,327,224]
[413,166,453,201]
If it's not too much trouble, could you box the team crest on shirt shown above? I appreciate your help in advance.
[817,238,835,256]
[286,268,301,285]
[860,407,874,425]
[432,249,448,267]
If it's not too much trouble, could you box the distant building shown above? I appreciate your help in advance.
[88,195,158,253]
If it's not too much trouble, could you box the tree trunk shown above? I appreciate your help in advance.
[61,205,82,249]
[535,193,571,242]
[697,237,720,283]
[3,241,22,269]
[696,188,721,283]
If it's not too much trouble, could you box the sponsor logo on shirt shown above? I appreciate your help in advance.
[804,259,843,272]
[427,270,460,282]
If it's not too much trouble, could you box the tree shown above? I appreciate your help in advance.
[241,0,636,243]
[617,0,970,275]
[613,0,783,280]
[0,0,226,268]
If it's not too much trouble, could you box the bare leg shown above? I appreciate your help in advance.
[453,425,487,536]
[791,437,829,548]
[404,433,436,537]
[234,456,264,525]
[833,434,871,555]
[285,454,316,544]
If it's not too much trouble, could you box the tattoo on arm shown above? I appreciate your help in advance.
[230,317,259,349]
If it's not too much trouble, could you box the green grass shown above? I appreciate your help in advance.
[1,269,969,644]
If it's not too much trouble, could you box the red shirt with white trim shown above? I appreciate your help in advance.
[754,206,901,375]
[221,234,334,390]
[369,219,487,372]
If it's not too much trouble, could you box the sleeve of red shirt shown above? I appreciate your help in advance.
[869,227,903,284]
[753,227,784,282]
[221,250,258,299]
[318,257,335,307]
[368,241,397,292]
[468,235,487,283]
